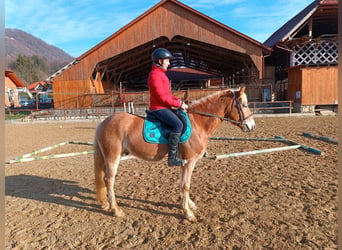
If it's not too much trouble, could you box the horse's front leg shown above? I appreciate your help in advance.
[105,157,125,217]
[180,159,198,222]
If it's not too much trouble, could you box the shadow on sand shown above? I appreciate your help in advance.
[6,174,183,219]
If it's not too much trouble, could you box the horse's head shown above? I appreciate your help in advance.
[225,87,255,132]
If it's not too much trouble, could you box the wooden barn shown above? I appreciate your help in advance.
[50,0,270,109]
[264,0,338,112]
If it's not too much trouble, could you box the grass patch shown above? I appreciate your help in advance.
[5,110,31,120]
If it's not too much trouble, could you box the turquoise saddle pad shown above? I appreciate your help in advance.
[143,110,192,144]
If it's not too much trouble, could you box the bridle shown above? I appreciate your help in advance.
[227,90,253,125]
[187,90,253,126]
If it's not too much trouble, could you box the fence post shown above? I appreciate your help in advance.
[111,90,114,109]
[130,102,134,114]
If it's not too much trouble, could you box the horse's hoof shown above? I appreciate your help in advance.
[114,209,125,217]
[101,202,110,210]
[190,204,198,211]
[185,214,197,223]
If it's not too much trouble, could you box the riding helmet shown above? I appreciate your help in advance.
[152,48,173,64]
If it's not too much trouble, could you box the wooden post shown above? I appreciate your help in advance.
[36,92,39,110]
[111,90,114,109]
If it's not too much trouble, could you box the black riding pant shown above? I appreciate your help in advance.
[150,108,184,134]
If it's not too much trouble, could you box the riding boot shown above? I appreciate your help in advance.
[168,132,185,167]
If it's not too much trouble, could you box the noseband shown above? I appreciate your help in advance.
[188,91,252,126]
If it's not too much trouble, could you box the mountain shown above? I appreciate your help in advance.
[5,28,74,64]
[5,28,74,84]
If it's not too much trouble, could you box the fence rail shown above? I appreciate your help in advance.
[249,101,293,114]
[6,100,294,121]
[52,85,274,109]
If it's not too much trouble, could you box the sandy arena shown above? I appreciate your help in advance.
[5,115,337,249]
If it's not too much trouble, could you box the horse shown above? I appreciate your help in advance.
[94,87,255,222]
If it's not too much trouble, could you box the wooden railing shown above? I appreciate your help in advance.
[9,102,292,121]
[249,101,293,114]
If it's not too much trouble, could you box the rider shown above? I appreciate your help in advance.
[147,48,188,167]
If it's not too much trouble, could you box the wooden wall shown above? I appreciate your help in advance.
[5,77,17,89]
[53,79,94,108]
[287,66,302,103]
[288,65,338,105]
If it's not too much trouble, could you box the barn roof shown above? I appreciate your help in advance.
[79,0,270,84]
[52,0,273,108]
[27,81,49,92]
[5,69,25,88]
[264,0,338,47]
[78,0,269,60]
[52,0,270,85]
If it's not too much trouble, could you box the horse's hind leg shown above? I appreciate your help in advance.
[104,155,125,217]
[94,140,109,209]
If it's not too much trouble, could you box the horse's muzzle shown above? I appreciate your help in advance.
[242,119,256,132]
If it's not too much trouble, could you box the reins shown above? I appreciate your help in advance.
[187,108,242,125]
[187,91,253,125]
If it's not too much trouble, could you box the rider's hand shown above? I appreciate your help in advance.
[180,102,188,111]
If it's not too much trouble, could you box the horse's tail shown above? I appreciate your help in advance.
[93,135,107,206]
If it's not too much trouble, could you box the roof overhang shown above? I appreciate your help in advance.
[264,0,338,47]
[93,35,255,85]
[52,0,270,89]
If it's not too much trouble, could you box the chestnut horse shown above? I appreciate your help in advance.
[94,87,255,222]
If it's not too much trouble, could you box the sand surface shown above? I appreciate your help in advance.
[5,116,337,249]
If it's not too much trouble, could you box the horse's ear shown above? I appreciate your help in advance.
[238,87,246,97]
[226,89,234,97]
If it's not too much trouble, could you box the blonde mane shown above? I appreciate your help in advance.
[190,88,243,108]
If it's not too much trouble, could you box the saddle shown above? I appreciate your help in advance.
[143,110,192,144]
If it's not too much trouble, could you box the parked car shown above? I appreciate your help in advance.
[38,93,54,108]
[19,96,35,108]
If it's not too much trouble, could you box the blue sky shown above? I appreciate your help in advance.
[5,0,313,58]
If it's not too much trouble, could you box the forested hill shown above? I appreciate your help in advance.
[5,28,74,84]
[5,28,73,64]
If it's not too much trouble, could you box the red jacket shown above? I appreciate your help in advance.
[147,65,181,110]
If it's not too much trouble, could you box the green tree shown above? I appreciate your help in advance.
[12,54,49,85]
